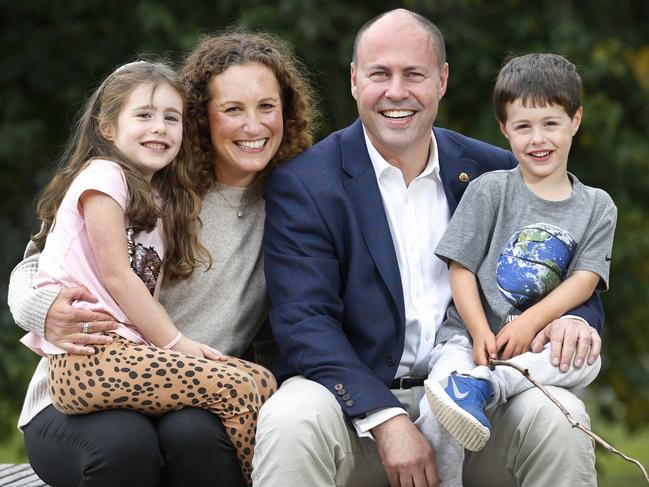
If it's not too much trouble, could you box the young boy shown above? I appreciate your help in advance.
[423,53,617,453]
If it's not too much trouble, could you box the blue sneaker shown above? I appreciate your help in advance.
[424,373,493,451]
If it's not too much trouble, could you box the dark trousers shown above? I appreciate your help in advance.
[23,405,245,487]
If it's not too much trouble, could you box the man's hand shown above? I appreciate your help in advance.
[44,287,118,355]
[530,317,601,372]
[371,415,440,487]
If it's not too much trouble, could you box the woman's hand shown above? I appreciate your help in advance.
[45,287,118,354]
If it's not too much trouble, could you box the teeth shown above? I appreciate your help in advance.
[531,151,550,157]
[143,142,166,151]
[383,110,414,119]
[236,139,267,149]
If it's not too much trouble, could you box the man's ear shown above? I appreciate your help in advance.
[350,62,358,100]
[437,62,449,100]
[99,118,114,141]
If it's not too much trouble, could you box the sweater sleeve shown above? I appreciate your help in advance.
[7,240,60,336]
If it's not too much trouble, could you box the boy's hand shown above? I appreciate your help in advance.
[471,330,498,365]
[496,318,538,359]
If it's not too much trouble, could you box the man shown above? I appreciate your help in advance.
[254,9,602,487]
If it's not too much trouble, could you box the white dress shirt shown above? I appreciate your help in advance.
[354,127,452,437]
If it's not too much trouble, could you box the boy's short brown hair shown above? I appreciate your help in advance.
[494,53,582,123]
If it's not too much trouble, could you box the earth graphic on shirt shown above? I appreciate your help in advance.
[496,223,577,311]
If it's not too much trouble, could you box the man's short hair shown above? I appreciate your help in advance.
[352,9,446,70]
[494,53,582,123]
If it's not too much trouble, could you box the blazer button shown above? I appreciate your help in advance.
[345,399,354,407]
[342,393,351,401]
[334,383,343,391]
[385,355,396,367]
[458,172,471,183]
[337,388,346,395]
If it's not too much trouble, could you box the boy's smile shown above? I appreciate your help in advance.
[499,100,582,189]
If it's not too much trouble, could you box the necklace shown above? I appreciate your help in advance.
[216,188,244,218]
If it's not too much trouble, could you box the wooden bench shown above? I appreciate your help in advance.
[0,464,47,487]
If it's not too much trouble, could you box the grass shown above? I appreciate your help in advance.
[592,413,649,486]
[0,426,27,464]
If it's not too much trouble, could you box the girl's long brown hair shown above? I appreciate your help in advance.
[33,60,210,281]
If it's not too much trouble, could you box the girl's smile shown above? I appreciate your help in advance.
[103,82,184,181]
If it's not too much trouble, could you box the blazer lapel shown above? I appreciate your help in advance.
[341,120,405,323]
[436,127,478,214]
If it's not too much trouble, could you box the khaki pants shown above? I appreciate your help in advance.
[252,375,596,486]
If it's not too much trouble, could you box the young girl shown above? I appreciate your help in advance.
[20,60,276,484]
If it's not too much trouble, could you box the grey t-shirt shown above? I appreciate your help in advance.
[434,167,617,344]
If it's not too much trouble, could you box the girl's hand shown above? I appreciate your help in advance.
[496,318,538,359]
[471,329,497,366]
[199,343,228,361]
[171,336,227,361]
[171,336,203,357]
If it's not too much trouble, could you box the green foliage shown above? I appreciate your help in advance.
[589,397,649,486]
[1,0,648,461]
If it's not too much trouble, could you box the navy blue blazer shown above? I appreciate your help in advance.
[263,119,604,418]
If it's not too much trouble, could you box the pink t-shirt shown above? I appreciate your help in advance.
[21,159,165,355]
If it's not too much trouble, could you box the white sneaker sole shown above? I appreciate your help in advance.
[424,379,490,452]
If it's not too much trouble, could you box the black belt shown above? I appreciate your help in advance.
[390,376,425,389]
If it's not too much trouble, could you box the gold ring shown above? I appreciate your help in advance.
[82,322,89,334]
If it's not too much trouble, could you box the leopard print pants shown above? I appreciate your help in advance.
[47,334,277,484]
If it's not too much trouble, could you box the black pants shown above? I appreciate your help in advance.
[23,405,245,487]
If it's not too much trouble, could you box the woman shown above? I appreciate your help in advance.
[8,30,317,487]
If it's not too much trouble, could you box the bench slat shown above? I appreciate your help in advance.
[0,464,48,487]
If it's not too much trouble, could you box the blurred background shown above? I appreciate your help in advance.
[1,0,648,485]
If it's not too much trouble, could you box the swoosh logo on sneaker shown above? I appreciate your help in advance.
[450,377,469,400]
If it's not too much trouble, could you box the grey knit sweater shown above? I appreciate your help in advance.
[8,182,269,427]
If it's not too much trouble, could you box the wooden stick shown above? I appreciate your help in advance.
[488,359,649,484]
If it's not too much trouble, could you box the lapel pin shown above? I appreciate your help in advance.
[458,172,470,183]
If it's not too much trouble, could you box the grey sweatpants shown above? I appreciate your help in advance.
[417,334,600,486]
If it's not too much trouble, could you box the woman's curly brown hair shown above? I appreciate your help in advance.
[181,29,319,196]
